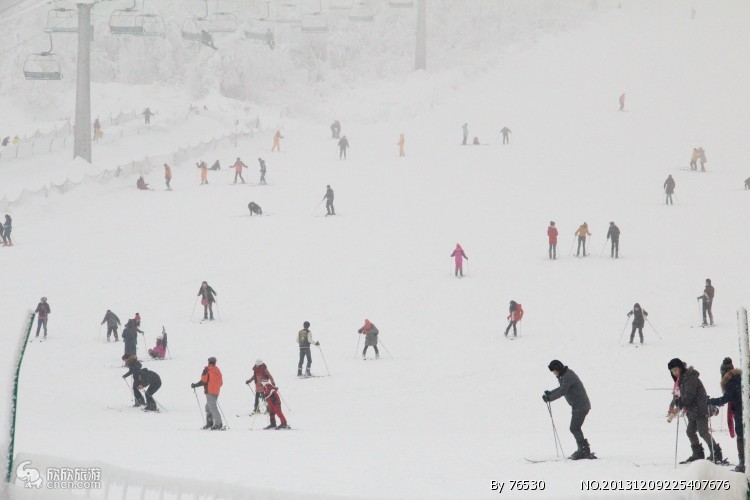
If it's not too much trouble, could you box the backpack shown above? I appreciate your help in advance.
[516,304,524,320]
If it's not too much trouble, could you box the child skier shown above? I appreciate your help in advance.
[261,379,289,429]
[246,359,275,414]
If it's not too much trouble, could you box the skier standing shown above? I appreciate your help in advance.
[197,161,208,185]
[138,367,161,412]
[547,221,558,259]
[261,379,289,429]
[164,163,172,191]
[323,185,335,216]
[697,147,707,171]
[297,321,319,377]
[606,221,620,258]
[461,123,468,145]
[667,358,722,463]
[574,222,591,257]
[101,309,121,342]
[245,359,275,414]
[122,355,146,407]
[93,118,102,141]
[542,360,594,460]
[504,300,524,337]
[689,148,699,171]
[358,319,379,359]
[34,297,50,338]
[397,133,405,157]
[500,127,512,144]
[258,158,267,185]
[745,177,750,190]
[122,318,142,358]
[626,303,648,344]
[330,120,341,139]
[232,157,248,184]
[338,135,349,159]
[2,214,12,246]
[450,243,468,277]
[619,93,625,111]
[272,130,283,152]
[697,278,714,326]
[191,357,224,429]
[143,107,153,125]
[198,281,218,321]
[707,357,744,472]
[664,175,675,205]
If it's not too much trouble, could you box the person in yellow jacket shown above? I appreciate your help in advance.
[197,161,208,185]
[272,130,283,152]
[689,148,699,171]
[397,133,405,157]
[11,135,20,145]
[574,222,591,257]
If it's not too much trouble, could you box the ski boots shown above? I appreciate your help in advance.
[570,440,593,460]
[264,423,277,430]
[277,424,290,430]
[707,443,723,463]
[682,444,705,463]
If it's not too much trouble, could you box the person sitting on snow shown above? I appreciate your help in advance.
[136,176,149,190]
[148,334,166,359]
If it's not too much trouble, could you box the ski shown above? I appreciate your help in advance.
[297,375,325,379]
[524,458,563,464]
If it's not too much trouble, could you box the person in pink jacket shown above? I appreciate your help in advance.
[450,243,468,278]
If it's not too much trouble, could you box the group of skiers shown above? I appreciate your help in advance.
[689,147,707,171]
[460,123,512,145]
[541,221,621,259]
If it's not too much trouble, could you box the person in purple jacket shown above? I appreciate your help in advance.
[450,243,468,278]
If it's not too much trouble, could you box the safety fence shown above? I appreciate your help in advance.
[0,127,255,212]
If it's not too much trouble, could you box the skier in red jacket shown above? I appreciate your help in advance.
[246,359,275,414]
[547,221,558,260]
[504,300,524,337]
[261,380,289,429]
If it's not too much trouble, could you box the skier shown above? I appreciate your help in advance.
[626,303,648,344]
[34,297,50,338]
[397,133,405,157]
[323,185,335,216]
[200,30,217,50]
[12,135,19,145]
[619,93,625,111]
[148,334,166,359]
[504,300,524,337]
[2,214,12,246]
[461,123,468,145]
[101,309,121,342]
[122,318,142,358]
[232,157,248,184]
[707,357,744,472]
[547,221,558,259]
[667,358,723,463]
[197,281,218,321]
[358,319,379,359]
[137,367,161,411]
[338,135,349,159]
[330,120,341,139]
[697,147,707,171]
[1,136,8,146]
[134,312,142,327]
[606,221,620,258]
[689,148,699,171]
[500,126,512,144]
[191,357,224,429]
[472,137,480,145]
[197,161,208,185]
[697,278,714,326]
[93,118,102,141]
[574,222,591,257]
[164,163,172,191]
[297,321,319,377]
[136,176,149,190]
[272,130,283,152]
[450,243,468,277]
[261,379,289,429]
[143,107,153,125]
[122,355,146,407]
[245,359,275,414]
[664,175,675,205]
[745,177,750,190]
[248,202,263,216]
[258,158,267,185]
[542,360,594,460]
[264,27,275,49]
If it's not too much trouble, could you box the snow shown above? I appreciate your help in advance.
[1,0,750,498]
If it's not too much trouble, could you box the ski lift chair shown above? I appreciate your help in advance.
[208,12,238,33]
[245,18,274,41]
[301,1,327,33]
[328,0,353,10]
[348,2,374,22]
[276,2,301,24]
[109,10,165,36]
[23,33,61,80]
[388,0,413,7]
[181,18,209,41]
[46,8,78,33]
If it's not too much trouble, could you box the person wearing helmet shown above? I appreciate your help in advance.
[246,359,275,414]
[34,297,51,338]
[297,321,319,377]
[191,357,224,430]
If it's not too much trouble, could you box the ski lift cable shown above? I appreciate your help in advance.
[0,30,49,59]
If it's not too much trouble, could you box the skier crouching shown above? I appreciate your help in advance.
[261,380,289,429]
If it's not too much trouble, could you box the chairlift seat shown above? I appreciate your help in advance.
[301,14,328,33]
[47,8,78,33]
[23,55,62,81]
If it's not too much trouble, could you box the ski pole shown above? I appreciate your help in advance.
[707,408,716,462]
[154,398,168,412]
[317,344,331,376]
[618,316,630,344]
[311,199,324,216]
[191,296,199,323]
[545,401,566,460]
[279,392,292,413]
[123,378,134,403]
[645,318,663,340]
[217,400,229,429]
[99,323,103,343]
[355,332,362,359]
[215,301,222,322]
[568,237,576,256]
[697,300,703,325]
[600,239,608,256]
[674,410,680,469]
[193,388,205,426]
[378,338,394,359]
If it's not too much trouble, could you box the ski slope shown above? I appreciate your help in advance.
[2,1,750,499]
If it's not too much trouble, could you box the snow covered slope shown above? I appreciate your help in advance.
[2,1,750,499]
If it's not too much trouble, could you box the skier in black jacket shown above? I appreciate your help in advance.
[606,222,620,258]
[138,367,162,412]
[543,360,594,460]
[697,279,714,326]
[122,355,146,407]
[101,309,121,341]
[627,303,648,344]
[198,281,218,321]
[708,357,743,472]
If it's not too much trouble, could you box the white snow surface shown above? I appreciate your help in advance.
[2,1,750,499]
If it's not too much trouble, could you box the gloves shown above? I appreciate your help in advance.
[191,383,198,389]
[122,374,127,379]
[542,394,549,403]
[709,405,719,417]
[245,380,251,385]
[316,341,320,346]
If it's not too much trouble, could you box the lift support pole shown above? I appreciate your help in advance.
[73,2,92,163]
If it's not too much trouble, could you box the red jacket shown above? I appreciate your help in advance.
[507,303,524,322]
[262,382,281,406]
[248,364,275,389]
[547,226,558,244]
